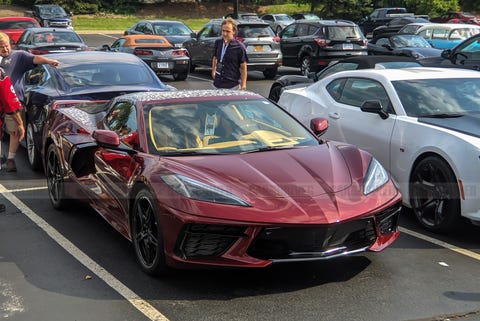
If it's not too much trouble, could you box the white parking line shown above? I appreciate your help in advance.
[0,183,170,321]
[400,227,480,261]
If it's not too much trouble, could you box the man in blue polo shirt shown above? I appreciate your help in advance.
[211,18,248,90]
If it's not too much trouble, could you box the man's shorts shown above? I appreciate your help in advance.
[4,113,18,133]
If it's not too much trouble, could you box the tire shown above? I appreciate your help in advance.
[268,84,283,102]
[300,56,312,76]
[46,144,69,210]
[172,70,188,81]
[131,189,168,276]
[410,156,460,233]
[263,67,277,79]
[26,122,42,171]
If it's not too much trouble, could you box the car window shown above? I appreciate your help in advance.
[238,25,275,38]
[458,37,480,56]
[327,26,362,40]
[296,24,309,37]
[106,101,139,149]
[317,62,359,79]
[376,37,390,46]
[198,24,214,39]
[281,24,296,38]
[24,65,48,86]
[329,78,392,112]
[432,28,448,40]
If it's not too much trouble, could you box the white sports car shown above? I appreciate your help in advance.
[278,67,480,232]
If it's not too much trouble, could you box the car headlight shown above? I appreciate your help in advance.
[363,157,389,195]
[161,174,251,206]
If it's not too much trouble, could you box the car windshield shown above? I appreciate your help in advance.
[57,62,155,87]
[390,34,431,48]
[34,31,82,44]
[393,78,480,117]
[39,6,67,17]
[145,98,318,155]
[276,15,294,22]
[0,20,37,29]
[326,26,362,40]
[153,22,192,36]
[238,25,275,38]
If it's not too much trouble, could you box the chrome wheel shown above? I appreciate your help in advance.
[410,156,460,232]
[27,122,42,171]
[300,56,311,76]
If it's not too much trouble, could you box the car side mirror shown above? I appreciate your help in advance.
[310,118,329,137]
[361,100,389,119]
[93,130,120,147]
[100,44,111,51]
[441,49,452,59]
[191,32,197,38]
[382,43,393,50]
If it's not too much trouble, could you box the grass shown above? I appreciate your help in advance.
[72,3,311,31]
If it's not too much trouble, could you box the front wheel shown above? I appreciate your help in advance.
[410,156,460,233]
[131,189,168,276]
[26,122,42,171]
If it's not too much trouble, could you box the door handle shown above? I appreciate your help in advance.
[328,112,340,119]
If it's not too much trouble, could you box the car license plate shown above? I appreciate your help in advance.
[153,62,169,69]
[253,45,264,52]
[343,43,353,50]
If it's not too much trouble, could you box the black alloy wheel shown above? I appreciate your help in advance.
[46,144,69,210]
[410,156,460,233]
[300,56,312,76]
[131,189,168,275]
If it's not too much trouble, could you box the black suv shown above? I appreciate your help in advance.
[279,20,367,74]
[183,19,282,79]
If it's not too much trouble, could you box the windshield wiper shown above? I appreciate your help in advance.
[420,113,466,118]
[241,145,296,154]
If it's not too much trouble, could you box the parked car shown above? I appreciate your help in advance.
[42,89,402,275]
[22,51,175,170]
[183,19,282,79]
[278,67,480,232]
[291,13,321,21]
[260,13,294,33]
[0,17,40,44]
[124,20,194,47]
[416,23,480,49]
[372,16,430,38]
[99,35,189,80]
[15,28,88,54]
[438,33,480,70]
[430,11,480,25]
[368,33,443,58]
[268,55,421,102]
[223,12,260,20]
[24,4,73,29]
[397,22,431,35]
[279,19,368,75]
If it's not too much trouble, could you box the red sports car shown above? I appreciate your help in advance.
[0,17,40,44]
[42,90,402,275]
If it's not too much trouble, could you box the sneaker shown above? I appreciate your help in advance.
[6,158,16,172]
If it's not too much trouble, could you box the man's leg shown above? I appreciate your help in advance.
[5,114,19,172]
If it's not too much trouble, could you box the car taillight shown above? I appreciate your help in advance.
[314,38,328,47]
[362,39,368,46]
[29,49,50,55]
[172,49,188,56]
[133,49,153,55]
[273,35,280,42]
[236,36,244,42]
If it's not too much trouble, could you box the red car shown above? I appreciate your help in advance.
[0,17,40,44]
[430,11,480,25]
[42,90,402,275]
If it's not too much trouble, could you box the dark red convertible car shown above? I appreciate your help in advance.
[42,90,402,275]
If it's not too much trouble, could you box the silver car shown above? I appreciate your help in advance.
[183,18,282,79]
[260,13,295,33]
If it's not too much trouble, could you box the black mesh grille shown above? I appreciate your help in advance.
[247,219,377,260]
[176,224,247,258]
[375,203,401,235]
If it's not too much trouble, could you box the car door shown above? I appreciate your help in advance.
[321,77,397,170]
[92,100,142,235]
[187,22,220,66]
[452,36,480,70]
[280,23,302,66]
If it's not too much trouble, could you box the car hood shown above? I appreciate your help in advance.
[163,145,353,199]
[403,47,443,57]
[418,112,480,138]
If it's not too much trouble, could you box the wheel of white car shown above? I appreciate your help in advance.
[409,156,460,233]
[131,188,169,275]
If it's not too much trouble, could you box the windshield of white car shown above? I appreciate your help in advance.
[393,78,480,117]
